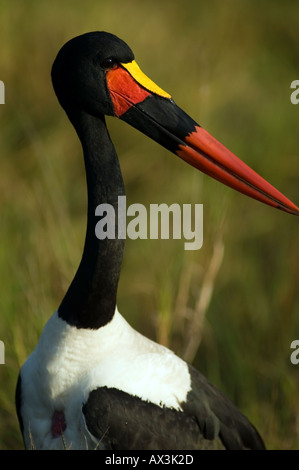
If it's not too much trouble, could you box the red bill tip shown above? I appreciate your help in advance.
[177,126,299,215]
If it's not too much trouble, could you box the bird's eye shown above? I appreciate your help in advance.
[101,57,118,70]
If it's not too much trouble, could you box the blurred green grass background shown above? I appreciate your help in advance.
[1,0,299,450]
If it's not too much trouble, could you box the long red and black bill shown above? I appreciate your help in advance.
[106,61,299,216]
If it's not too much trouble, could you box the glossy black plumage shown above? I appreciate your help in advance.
[83,364,265,450]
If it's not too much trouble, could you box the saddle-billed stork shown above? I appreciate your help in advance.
[16,32,299,450]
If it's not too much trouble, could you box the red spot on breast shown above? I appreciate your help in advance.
[51,410,67,438]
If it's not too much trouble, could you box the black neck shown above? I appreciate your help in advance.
[58,111,125,329]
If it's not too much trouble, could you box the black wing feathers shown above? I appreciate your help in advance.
[182,365,265,450]
[83,386,224,450]
[83,364,265,451]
